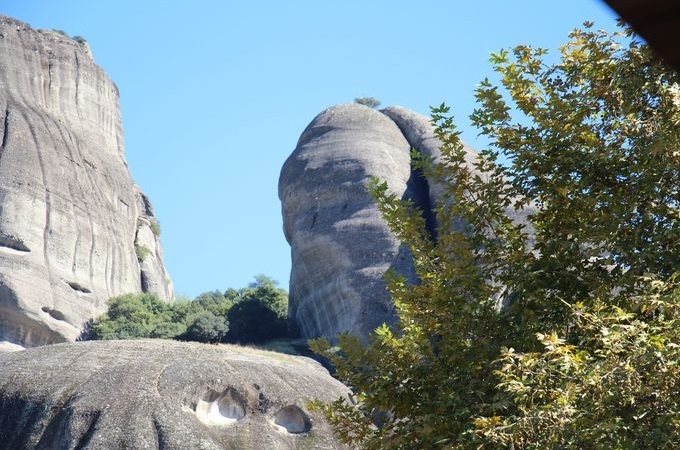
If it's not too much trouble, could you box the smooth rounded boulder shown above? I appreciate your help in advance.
[0,340,350,449]
[279,104,416,341]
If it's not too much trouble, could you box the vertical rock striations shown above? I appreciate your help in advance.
[280,104,419,340]
[0,16,173,348]
[279,104,497,341]
[280,104,408,340]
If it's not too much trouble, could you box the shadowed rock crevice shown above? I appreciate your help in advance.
[36,407,102,450]
[140,192,154,216]
[41,306,67,321]
[1,107,9,150]
[0,395,46,449]
[140,270,150,293]
[0,233,30,252]
[152,417,167,450]
[72,411,101,450]
[64,281,91,294]
[403,163,437,241]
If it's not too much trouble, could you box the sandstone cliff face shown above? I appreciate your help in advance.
[0,16,173,348]
[279,104,507,341]
[0,340,349,449]
[280,104,411,341]
[281,105,417,340]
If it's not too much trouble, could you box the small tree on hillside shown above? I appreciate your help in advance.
[183,311,229,343]
[225,275,290,344]
[226,300,287,344]
[89,293,182,340]
[354,96,382,108]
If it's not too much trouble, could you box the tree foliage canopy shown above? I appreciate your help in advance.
[354,96,382,108]
[225,275,289,344]
[87,276,291,345]
[311,23,680,449]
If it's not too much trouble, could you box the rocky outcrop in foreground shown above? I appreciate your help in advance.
[0,16,173,348]
[280,104,488,341]
[0,340,349,449]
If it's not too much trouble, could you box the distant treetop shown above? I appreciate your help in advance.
[354,96,381,108]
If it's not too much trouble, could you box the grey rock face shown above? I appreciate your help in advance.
[280,104,525,341]
[0,16,173,348]
[280,104,421,341]
[0,340,349,449]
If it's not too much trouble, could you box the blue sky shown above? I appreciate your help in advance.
[2,1,618,298]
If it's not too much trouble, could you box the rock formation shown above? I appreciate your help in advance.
[0,340,349,449]
[280,104,532,341]
[279,104,478,341]
[280,104,409,341]
[0,16,173,349]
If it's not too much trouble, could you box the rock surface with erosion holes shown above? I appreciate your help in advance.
[0,16,173,349]
[280,104,527,341]
[0,340,349,449]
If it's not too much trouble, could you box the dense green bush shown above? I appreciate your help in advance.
[226,300,287,344]
[238,275,288,316]
[224,276,290,344]
[135,245,151,261]
[354,96,381,108]
[148,321,186,339]
[87,276,291,345]
[89,293,180,340]
[149,218,161,237]
[183,311,229,343]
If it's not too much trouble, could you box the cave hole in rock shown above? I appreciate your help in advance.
[65,281,91,294]
[195,387,246,426]
[274,405,312,434]
[0,233,30,252]
[41,306,66,321]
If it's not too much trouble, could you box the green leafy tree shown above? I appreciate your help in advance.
[312,23,680,449]
[354,96,382,108]
[149,321,187,339]
[225,276,290,344]
[189,290,233,317]
[88,277,290,345]
[476,276,680,448]
[226,300,287,344]
[182,311,229,343]
[239,275,289,317]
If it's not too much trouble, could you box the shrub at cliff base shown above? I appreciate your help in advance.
[311,23,680,449]
[182,311,228,343]
[87,276,290,344]
[88,293,179,340]
[226,300,288,344]
[225,275,289,344]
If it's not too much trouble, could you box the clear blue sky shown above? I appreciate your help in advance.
[2,1,618,298]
